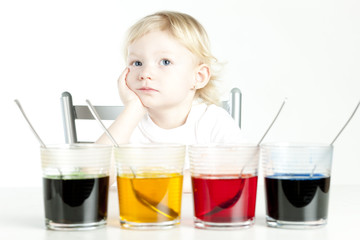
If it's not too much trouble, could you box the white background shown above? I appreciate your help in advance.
[1,0,359,187]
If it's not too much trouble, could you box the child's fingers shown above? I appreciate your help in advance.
[118,68,130,88]
[118,68,138,105]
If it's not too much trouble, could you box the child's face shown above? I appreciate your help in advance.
[126,30,198,111]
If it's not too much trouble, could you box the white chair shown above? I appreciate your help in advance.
[60,88,242,143]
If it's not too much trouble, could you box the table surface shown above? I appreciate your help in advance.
[1,184,359,240]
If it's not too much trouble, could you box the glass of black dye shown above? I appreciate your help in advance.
[261,143,333,229]
[40,144,112,230]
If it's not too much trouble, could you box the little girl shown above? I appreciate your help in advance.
[97,11,244,189]
[97,11,242,145]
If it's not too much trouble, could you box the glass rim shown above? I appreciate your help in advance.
[40,143,112,150]
[189,143,259,149]
[116,143,186,149]
[260,142,333,149]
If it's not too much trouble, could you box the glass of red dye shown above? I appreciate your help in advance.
[189,144,259,229]
[261,143,333,229]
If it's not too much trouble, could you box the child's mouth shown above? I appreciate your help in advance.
[138,87,159,92]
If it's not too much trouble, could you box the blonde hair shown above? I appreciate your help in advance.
[124,11,220,105]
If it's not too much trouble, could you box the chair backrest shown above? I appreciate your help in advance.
[60,88,242,144]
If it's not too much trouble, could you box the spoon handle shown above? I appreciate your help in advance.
[257,98,287,146]
[86,99,119,148]
[14,99,46,148]
[331,100,360,145]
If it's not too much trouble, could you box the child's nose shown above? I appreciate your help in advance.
[140,75,152,80]
[139,65,152,80]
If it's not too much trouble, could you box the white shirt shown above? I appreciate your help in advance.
[129,103,244,145]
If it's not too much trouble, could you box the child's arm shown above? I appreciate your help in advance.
[96,68,146,145]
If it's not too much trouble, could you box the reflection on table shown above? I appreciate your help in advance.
[0,185,359,240]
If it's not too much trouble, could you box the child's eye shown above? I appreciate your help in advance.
[160,59,171,66]
[132,61,142,66]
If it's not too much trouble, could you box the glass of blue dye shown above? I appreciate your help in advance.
[261,143,333,229]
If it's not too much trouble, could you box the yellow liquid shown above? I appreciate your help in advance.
[117,173,183,223]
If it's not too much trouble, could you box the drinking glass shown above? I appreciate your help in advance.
[261,143,333,228]
[41,144,112,230]
[189,144,259,229]
[114,144,185,229]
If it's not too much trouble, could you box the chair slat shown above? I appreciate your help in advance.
[74,106,124,120]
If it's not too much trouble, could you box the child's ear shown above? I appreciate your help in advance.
[193,64,210,89]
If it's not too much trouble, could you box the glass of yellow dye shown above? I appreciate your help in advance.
[114,144,185,229]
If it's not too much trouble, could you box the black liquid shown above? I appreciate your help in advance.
[43,176,109,224]
[265,174,330,222]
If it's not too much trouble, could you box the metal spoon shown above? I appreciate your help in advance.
[201,98,287,217]
[257,98,287,146]
[312,100,359,178]
[86,100,119,148]
[86,99,178,220]
[330,100,360,145]
[14,99,47,148]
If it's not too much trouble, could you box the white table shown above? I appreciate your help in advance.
[1,185,359,239]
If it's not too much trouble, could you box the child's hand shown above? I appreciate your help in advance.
[118,68,145,110]
[96,68,146,146]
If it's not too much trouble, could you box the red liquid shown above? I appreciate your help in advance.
[192,175,258,223]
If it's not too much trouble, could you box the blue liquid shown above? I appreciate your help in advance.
[265,174,330,221]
